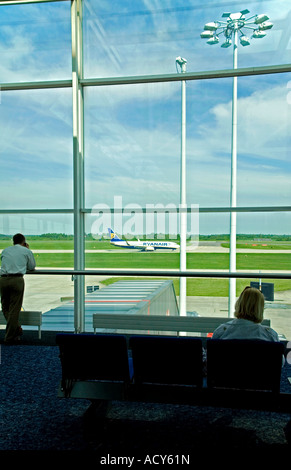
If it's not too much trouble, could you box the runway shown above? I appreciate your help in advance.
[26,247,291,254]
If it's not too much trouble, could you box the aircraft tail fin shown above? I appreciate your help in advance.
[108,228,123,241]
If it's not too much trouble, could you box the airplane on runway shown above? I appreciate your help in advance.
[108,228,179,251]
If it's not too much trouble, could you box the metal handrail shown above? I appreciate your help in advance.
[27,269,291,279]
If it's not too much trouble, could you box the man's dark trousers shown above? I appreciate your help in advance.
[0,275,24,343]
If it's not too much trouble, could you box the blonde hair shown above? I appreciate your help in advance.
[234,287,265,323]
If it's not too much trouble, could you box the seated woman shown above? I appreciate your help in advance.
[212,286,280,342]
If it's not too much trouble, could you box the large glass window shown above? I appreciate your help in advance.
[0,89,73,209]
[0,213,73,239]
[84,82,181,209]
[186,73,291,207]
[0,0,71,82]
[83,0,291,78]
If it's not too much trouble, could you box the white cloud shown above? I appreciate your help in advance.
[0,2,71,82]
[193,80,291,163]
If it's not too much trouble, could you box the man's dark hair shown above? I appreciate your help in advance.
[13,233,25,245]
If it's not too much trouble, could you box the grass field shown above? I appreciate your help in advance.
[31,251,291,296]
[101,276,291,296]
[33,251,291,271]
[1,240,290,296]
[1,239,291,251]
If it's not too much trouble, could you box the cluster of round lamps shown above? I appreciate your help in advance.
[200,10,273,47]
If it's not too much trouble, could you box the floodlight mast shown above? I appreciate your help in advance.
[200,10,273,47]
[200,11,273,317]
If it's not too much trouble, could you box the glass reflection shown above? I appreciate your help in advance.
[0,1,71,82]
[83,0,291,78]
[0,89,73,209]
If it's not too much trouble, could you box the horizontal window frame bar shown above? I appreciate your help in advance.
[27,269,291,280]
[0,209,74,214]
[1,206,291,214]
[199,206,291,213]
[1,64,291,91]
[0,0,69,6]
[80,64,291,87]
[0,80,72,91]
[86,206,291,214]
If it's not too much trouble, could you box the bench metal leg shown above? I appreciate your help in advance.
[83,400,112,435]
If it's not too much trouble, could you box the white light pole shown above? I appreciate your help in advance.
[176,56,187,316]
[200,10,273,317]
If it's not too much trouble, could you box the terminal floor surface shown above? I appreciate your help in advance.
[0,330,290,465]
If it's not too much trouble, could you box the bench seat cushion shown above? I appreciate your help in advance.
[130,335,203,387]
[56,333,131,383]
[207,339,284,393]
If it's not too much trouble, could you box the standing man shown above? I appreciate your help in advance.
[0,233,36,344]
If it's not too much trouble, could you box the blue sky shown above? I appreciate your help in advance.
[0,0,290,236]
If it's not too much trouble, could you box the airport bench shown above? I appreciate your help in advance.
[92,313,271,337]
[56,333,291,421]
[57,333,132,400]
[0,310,42,339]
